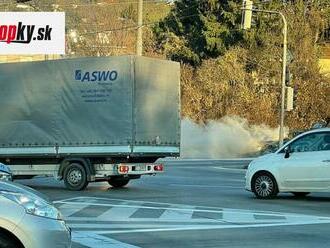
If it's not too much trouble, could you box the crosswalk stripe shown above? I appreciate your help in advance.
[222,210,256,223]
[159,209,194,220]
[97,206,139,221]
[284,215,318,222]
[72,231,140,248]
[130,208,165,219]
[70,224,188,229]
[58,197,330,227]
[58,203,91,217]
[71,205,111,218]
[192,210,222,220]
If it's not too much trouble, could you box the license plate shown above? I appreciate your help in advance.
[135,165,146,171]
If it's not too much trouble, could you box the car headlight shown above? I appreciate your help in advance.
[0,172,12,181]
[0,191,63,220]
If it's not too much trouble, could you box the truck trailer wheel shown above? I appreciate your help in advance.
[63,163,89,191]
[108,177,130,188]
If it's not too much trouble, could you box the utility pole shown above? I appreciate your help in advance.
[136,0,143,56]
[241,0,288,147]
[279,13,287,147]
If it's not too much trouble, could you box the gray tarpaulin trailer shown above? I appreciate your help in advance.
[0,56,180,190]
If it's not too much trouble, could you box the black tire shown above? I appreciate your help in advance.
[63,163,89,191]
[291,192,310,198]
[108,177,130,188]
[0,233,21,248]
[252,172,278,199]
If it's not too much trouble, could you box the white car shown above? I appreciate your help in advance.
[246,128,330,199]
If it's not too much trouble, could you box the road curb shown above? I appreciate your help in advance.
[158,158,254,169]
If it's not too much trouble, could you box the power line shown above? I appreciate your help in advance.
[72,3,244,35]
[80,13,201,35]
[0,0,171,7]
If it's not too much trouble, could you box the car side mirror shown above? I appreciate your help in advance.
[284,146,291,159]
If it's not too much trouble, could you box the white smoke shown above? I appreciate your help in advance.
[181,116,288,158]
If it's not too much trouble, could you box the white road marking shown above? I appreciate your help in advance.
[57,196,263,213]
[58,201,261,217]
[65,217,227,223]
[56,196,330,247]
[69,224,196,229]
[85,220,330,235]
[57,203,90,217]
[212,167,247,173]
[218,178,246,182]
[98,206,139,221]
[85,196,194,209]
[53,196,85,203]
[159,209,194,220]
[54,196,89,204]
[222,210,256,223]
[169,183,242,189]
[58,198,330,220]
[72,231,140,248]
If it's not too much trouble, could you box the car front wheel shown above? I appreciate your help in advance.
[252,173,278,199]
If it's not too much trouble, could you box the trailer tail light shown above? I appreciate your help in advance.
[119,165,129,174]
[154,164,164,172]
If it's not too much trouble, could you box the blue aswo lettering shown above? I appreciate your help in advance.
[75,70,118,82]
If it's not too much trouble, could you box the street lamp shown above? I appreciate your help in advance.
[242,0,288,148]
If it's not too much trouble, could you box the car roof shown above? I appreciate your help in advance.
[301,128,330,135]
[293,128,330,140]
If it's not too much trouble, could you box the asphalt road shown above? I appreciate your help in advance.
[17,159,330,248]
